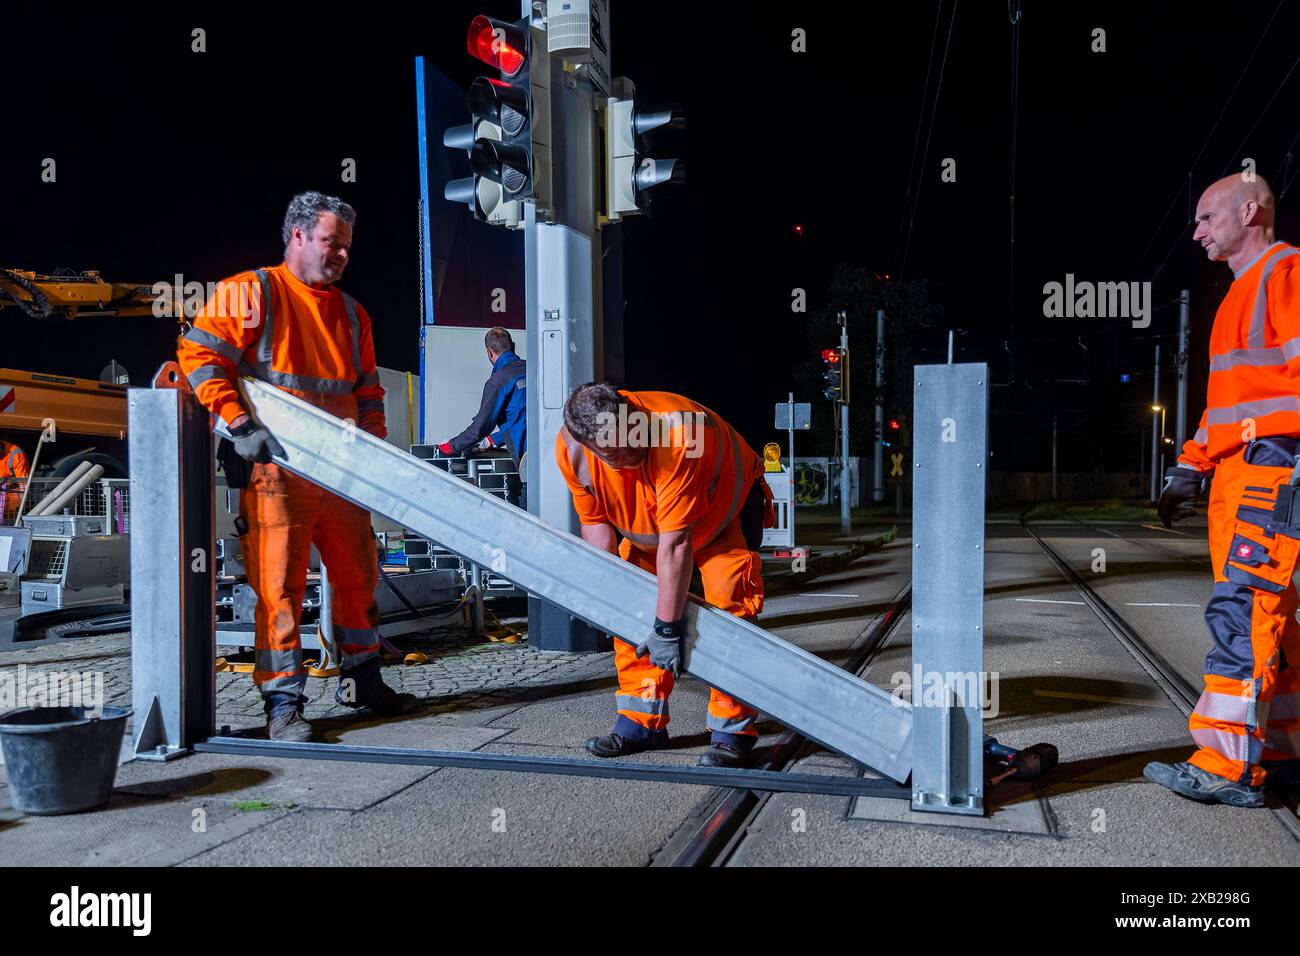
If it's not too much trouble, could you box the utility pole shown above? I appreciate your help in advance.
[1149,343,1161,503]
[1051,415,1058,500]
[1175,289,1189,453]
[840,311,851,534]
[873,309,885,503]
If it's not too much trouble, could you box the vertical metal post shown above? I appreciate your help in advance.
[129,381,215,759]
[911,362,988,815]
[414,56,436,444]
[1175,289,1189,453]
[1149,344,1161,503]
[524,4,607,651]
[840,316,851,533]
[787,390,797,547]
[873,310,885,503]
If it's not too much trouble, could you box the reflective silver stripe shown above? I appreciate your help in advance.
[1266,691,1300,721]
[255,647,304,674]
[1190,726,1260,764]
[254,269,274,365]
[334,624,379,649]
[339,290,363,376]
[340,647,379,669]
[1192,689,1253,725]
[258,673,307,693]
[1247,246,1300,347]
[706,712,755,734]
[1233,241,1285,280]
[184,326,247,367]
[355,370,380,390]
[1204,395,1300,426]
[615,693,668,716]
[1209,345,1287,372]
[1265,725,1300,757]
[187,364,232,389]
[1194,427,1208,445]
[256,368,355,394]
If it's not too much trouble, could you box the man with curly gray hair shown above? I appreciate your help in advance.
[178,191,414,742]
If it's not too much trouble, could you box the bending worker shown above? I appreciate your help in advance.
[436,327,527,503]
[178,191,415,742]
[1151,173,1300,807]
[0,439,30,524]
[557,383,773,768]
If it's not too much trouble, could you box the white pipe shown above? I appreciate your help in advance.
[32,464,104,518]
[28,460,95,517]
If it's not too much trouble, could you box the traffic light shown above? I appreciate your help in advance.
[604,78,684,222]
[822,347,843,401]
[444,14,552,227]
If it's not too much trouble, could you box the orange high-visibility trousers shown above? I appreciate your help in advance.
[1191,437,1300,785]
[613,514,764,738]
[241,463,381,697]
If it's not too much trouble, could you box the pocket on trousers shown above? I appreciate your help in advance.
[1224,522,1300,593]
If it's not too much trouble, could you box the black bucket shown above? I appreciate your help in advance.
[0,706,130,815]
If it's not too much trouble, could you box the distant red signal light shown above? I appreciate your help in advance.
[889,419,900,430]
[821,348,840,364]
[468,15,526,77]
[794,224,804,237]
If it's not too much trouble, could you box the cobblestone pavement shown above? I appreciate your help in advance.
[0,617,607,735]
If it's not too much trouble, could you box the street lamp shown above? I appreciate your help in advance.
[1153,404,1168,479]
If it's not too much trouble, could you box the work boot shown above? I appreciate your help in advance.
[699,733,756,769]
[336,659,419,717]
[1143,760,1266,808]
[267,709,314,743]
[586,716,668,758]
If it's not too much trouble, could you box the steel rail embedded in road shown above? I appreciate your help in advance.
[1022,515,1300,842]
[664,582,914,868]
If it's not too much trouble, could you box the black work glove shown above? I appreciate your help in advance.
[229,419,286,465]
[635,618,684,676]
[1157,464,1205,528]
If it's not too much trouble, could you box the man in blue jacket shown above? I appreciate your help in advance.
[438,327,527,502]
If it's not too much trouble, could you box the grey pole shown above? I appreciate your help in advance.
[1149,344,1161,503]
[1175,289,1189,453]
[873,309,885,503]
[523,1,606,651]
[840,314,851,534]
[787,389,795,477]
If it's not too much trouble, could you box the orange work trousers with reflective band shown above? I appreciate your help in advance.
[241,463,381,698]
[613,515,764,737]
[1191,438,1300,786]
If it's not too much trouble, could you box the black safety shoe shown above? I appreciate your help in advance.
[698,742,753,769]
[336,667,418,717]
[1143,760,1266,808]
[585,730,669,758]
[267,709,313,743]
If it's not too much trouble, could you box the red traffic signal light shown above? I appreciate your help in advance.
[889,419,900,430]
[820,348,840,365]
[468,15,527,77]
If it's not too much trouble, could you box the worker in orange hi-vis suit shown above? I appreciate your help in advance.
[1149,173,1300,807]
[177,192,415,743]
[556,383,775,768]
[0,439,30,523]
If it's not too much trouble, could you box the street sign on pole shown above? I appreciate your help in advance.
[775,402,811,431]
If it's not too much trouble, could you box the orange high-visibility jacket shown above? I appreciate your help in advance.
[177,263,386,436]
[556,390,763,551]
[1180,241,1300,471]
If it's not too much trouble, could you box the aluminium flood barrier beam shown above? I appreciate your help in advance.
[237,377,914,781]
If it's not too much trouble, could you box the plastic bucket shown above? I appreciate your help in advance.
[0,706,130,815]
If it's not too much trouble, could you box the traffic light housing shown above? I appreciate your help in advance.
[822,347,843,402]
[444,14,552,227]
[603,77,684,222]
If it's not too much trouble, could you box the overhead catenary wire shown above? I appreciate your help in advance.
[1008,0,1022,326]
[900,0,960,278]
[1129,0,1285,281]
[896,1,946,273]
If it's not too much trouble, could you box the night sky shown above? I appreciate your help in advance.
[4,2,1300,474]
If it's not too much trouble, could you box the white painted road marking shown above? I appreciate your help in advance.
[1125,602,1201,608]
[805,592,860,599]
[1014,598,1086,606]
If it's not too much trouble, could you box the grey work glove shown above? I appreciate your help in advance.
[635,618,684,676]
[1291,455,1300,487]
[1156,464,1205,528]
[229,419,286,465]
